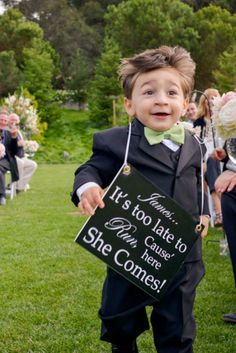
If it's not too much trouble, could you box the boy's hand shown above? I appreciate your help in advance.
[200,215,209,238]
[78,186,105,216]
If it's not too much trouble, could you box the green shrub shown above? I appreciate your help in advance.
[35,109,97,164]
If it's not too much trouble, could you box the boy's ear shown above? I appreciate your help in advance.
[124,97,135,117]
[184,98,189,109]
[182,98,189,116]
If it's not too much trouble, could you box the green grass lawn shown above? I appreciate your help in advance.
[0,164,236,353]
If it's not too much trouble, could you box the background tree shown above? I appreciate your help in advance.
[192,5,236,89]
[213,44,236,93]
[2,0,105,89]
[90,0,236,127]
[181,0,236,13]
[65,49,94,104]
[88,37,122,127]
[0,50,20,96]
[70,0,123,13]
[21,38,57,123]
[89,0,198,127]
[0,8,58,123]
[104,0,236,91]
[0,8,43,63]
[2,0,236,128]
[104,0,198,56]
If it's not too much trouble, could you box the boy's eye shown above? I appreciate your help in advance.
[168,90,178,96]
[144,90,154,95]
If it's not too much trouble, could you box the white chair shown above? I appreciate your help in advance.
[5,171,16,200]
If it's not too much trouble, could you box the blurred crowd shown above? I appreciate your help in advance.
[182,89,236,323]
[182,88,223,228]
[0,109,37,206]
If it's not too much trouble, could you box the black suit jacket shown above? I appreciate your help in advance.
[1,129,19,181]
[72,118,208,261]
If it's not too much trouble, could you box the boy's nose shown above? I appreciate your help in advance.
[154,93,168,105]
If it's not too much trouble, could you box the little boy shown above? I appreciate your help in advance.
[71,46,209,353]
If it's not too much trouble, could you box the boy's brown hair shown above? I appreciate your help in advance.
[118,46,196,99]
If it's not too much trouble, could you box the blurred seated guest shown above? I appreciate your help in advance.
[194,88,223,226]
[0,142,5,158]
[8,113,37,192]
[0,112,19,205]
[184,101,198,125]
[215,170,236,324]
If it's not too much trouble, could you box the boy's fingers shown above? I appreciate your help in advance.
[94,193,105,208]
[78,192,105,216]
[86,189,105,209]
[79,199,95,216]
[85,192,104,209]
[78,200,87,215]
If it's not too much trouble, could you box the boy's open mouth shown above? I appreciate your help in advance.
[152,112,170,117]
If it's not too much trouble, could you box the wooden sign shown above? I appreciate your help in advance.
[75,165,199,300]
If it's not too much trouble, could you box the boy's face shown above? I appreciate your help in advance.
[124,67,188,131]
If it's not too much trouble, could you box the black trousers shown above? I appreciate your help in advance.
[99,261,205,353]
[205,157,221,193]
[221,189,236,285]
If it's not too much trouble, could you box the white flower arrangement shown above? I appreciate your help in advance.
[180,121,202,137]
[0,143,6,159]
[24,140,39,154]
[212,91,236,139]
[4,93,39,137]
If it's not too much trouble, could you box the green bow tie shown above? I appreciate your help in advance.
[144,124,185,145]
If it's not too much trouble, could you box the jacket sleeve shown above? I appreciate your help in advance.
[71,131,123,206]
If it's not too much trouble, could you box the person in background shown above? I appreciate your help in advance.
[184,101,198,125]
[8,113,37,192]
[214,147,236,324]
[0,112,19,205]
[193,88,219,139]
[71,46,209,353]
[194,88,223,227]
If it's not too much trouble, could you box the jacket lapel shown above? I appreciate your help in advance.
[139,134,175,169]
[176,132,200,176]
